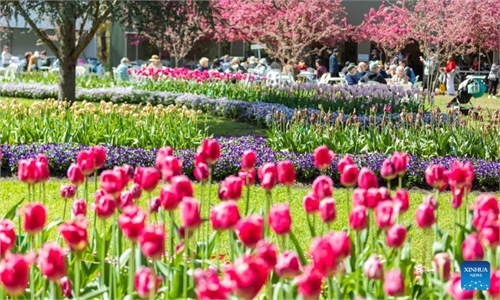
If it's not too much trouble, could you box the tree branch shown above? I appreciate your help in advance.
[13,2,60,58]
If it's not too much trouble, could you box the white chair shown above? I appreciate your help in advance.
[75,66,86,77]
[265,70,282,86]
[339,72,346,78]
[414,81,423,89]
[399,83,413,91]
[282,72,295,85]
[367,81,380,85]
[318,73,331,84]
[415,75,420,82]
[2,65,17,81]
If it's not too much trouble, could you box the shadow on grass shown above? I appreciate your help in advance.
[199,114,267,137]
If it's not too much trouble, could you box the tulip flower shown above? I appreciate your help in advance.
[72,199,87,217]
[58,215,89,252]
[22,202,47,235]
[210,201,240,231]
[312,175,333,200]
[415,203,436,229]
[302,192,319,214]
[241,150,256,170]
[340,164,358,187]
[194,162,209,182]
[314,145,334,170]
[320,198,336,223]
[363,255,383,280]
[471,194,499,230]
[433,252,451,281]
[223,255,268,299]
[76,149,96,175]
[100,169,126,197]
[309,236,336,276]
[60,184,76,199]
[489,269,500,299]
[391,152,409,176]
[349,205,368,231]
[383,269,405,296]
[380,158,397,180]
[129,183,142,200]
[38,243,67,281]
[35,157,50,183]
[480,222,500,248]
[194,268,231,300]
[258,163,277,190]
[462,233,484,260]
[67,163,85,186]
[0,220,16,259]
[268,203,291,235]
[119,205,147,242]
[135,267,162,299]
[296,266,323,300]
[180,197,202,230]
[155,146,174,170]
[196,139,220,165]
[425,164,448,191]
[255,240,278,270]
[386,224,407,248]
[445,161,474,188]
[93,193,116,220]
[352,189,367,207]
[375,200,395,230]
[236,214,263,248]
[357,167,378,189]
[134,167,160,192]
[160,156,183,182]
[277,160,295,187]
[337,154,354,173]
[91,146,106,169]
[139,225,165,260]
[59,276,73,299]
[218,175,243,201]
[159,186,180,211]
[148,197,161,214]
[446,274,475,299]
[17,158,38,184]
[328,231,351,260]
[171,175,194,201]
[393,189,409,213]
[276,251,301,279]
[238,168,256,186]
[0,254,32,296]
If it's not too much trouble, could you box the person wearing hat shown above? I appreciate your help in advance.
[371,49,380,62]
[340,61,351,76]
[420,47,439,91]
[487,63,500,99]
[345,65,359,85]
[329,48,340,78]
[147,55,163,70]
[360,62,387,84]
[256,58,269,77]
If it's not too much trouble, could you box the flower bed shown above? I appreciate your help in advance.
[2,136,500,190]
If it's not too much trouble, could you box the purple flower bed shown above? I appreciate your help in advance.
[0,83,446,127]
[1,136,498,190]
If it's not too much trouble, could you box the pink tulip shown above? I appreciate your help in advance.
[277,161,295,187]
[357,167,378,189]
[349,205,368,231]
[391,152,409,176]
[312,175,333,200]
[241,150,256,170]
[314,145,334,170]
[320,198,336,223]
[275,251,301,279]
[462,233,484,260]
[363,255,383,280]
[337,154,354,173]
[386,224,407,248]
[258,163,277,190]
[302,192,319,214]
[268,203,291,235]
[180,197,202,230]
[384,269,405,296]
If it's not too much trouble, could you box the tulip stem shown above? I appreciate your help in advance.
[113,214,119,299]
[327,276,334,300]
[398,175,402,189]
[129,242,135,298]
[245,176,250,216]
[184,230,189,299]
[434,189,439,244]
[62,199,67,222]
[29,237,34,300]
[169,211,174,265]
[50,280,55,300]
[84,176,88,204]
[100,219,106,289]
[229,231,235,262]
[149,268,156,300]
[75,254,81,299]
[94,170,98,192]
[264,191,271,237]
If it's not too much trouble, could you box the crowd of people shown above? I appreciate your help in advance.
[1,46,53,72]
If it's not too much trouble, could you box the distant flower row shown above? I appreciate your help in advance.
[129,67,250,82]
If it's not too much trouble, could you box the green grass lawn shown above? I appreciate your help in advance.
[0,178,471,266]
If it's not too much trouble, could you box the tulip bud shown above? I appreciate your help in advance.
[60,276,73,299]
[71,199,86,217]
[489,269,500,298]
[129,183,142,200]
[349,205,368,231]
[268,203,291,235]
[320,198,336,223]
[480,222,500,248]
[433,252,451,281]
[363,255,383,280]
[303,192,319,214]
[383,269,405,296]
[135,167,160,192]
[309,236,336,276]
[196,139,220,164]
[241,150,256,170]
[160,156,182,182]
[328,231,351,260]
[447,274,475,299]
[148,197,161,214]
[17,158,38,184]
[386,224,407,248]
[277,161,295,187]
[314,145,334,170]
[22,202,47,235]
[312,175,333,200]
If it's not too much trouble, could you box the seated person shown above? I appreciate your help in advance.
[346,65,358,85]
[227,58,247,74]
[39,50,52,69]
[148,55,163,70]
[28,52,39,72]
[360,62,387,84]
[256,58,269,77]
[116,57,130,81]
[18,52,31,72]
[314,59,327,79]
[248,56,257,69]
[356,62,367,80]
[390,66,409,84]
[197,57,210,71]
[297,60,308,72]
[211,59,223,72]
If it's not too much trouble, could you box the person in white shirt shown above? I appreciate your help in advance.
[2,46,11,67]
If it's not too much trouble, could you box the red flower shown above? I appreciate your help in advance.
[312,175,333,200]
[309,236,336,276]
[0,220,16,259]
[17,158,38,184]
[451,185,465,209]
[296,266,323,300]
[340,164,358,187]
[67,163,85,186]
[58,215,88,252]
[380,158,397,180]
[93,193,116,220]
[210,201,240,231]
[194,268,231,300]
[268,203,291,235]
[135,267,162,299]
[472,194,499,230]
[22,202,47,235]
[337,154,354,173]
[194,162,210,182]
[393,189,409,213]
[480,222,500,248]
[139,225,165,260]
[71,199,86,217]
[148,197,161,214]
[302,192,319,214]
[276,251,301,279]
[391,152,409,176]
[386,224,407,248]
[375,200,395,230]
[160,156,182,182]
[352,189,367,207]
[433,252,451,281]
[445,161,474,188]
[38,243,67,281]
[100,169,126,197]
[349,205,368,231]
[60,184,76,199]
[425,164,448,191]
[258,163,277,190]
[155,146,174,170]
[91,146,106,169]
[76,149,96,175]
[35,156,50,183]
[236,214,263,248]
[60,276,73,299]
[171,175,194,201]
[423,194,438,209]
[218,175,243,201]
[255,240,278,270]
[446,273,475,300]
[415,203,436,229]
[489,269,500,299]
[357,167,379,189]
[223,255,268,299]
[159,186,180,211]
[314,145,334,170]
[327,231,350,260]
[320,197,336,223]
[119,205,147,242]
[462,233,484,260]
[0,254,32,296]
[383,269,405,296]
[196,139,220,164]
[129,183,142,200]
[135,167,160,192]
[277,161,295,187]
[241,150,256,170]
[180,197,202,230]
[363,255,383,280]
[238,168,256,186]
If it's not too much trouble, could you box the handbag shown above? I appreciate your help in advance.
[488,71,497,81]
[468,80,480,94]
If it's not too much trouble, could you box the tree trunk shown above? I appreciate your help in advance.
[58,59,76,101]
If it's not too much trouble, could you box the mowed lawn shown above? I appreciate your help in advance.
[0,178,477,266]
